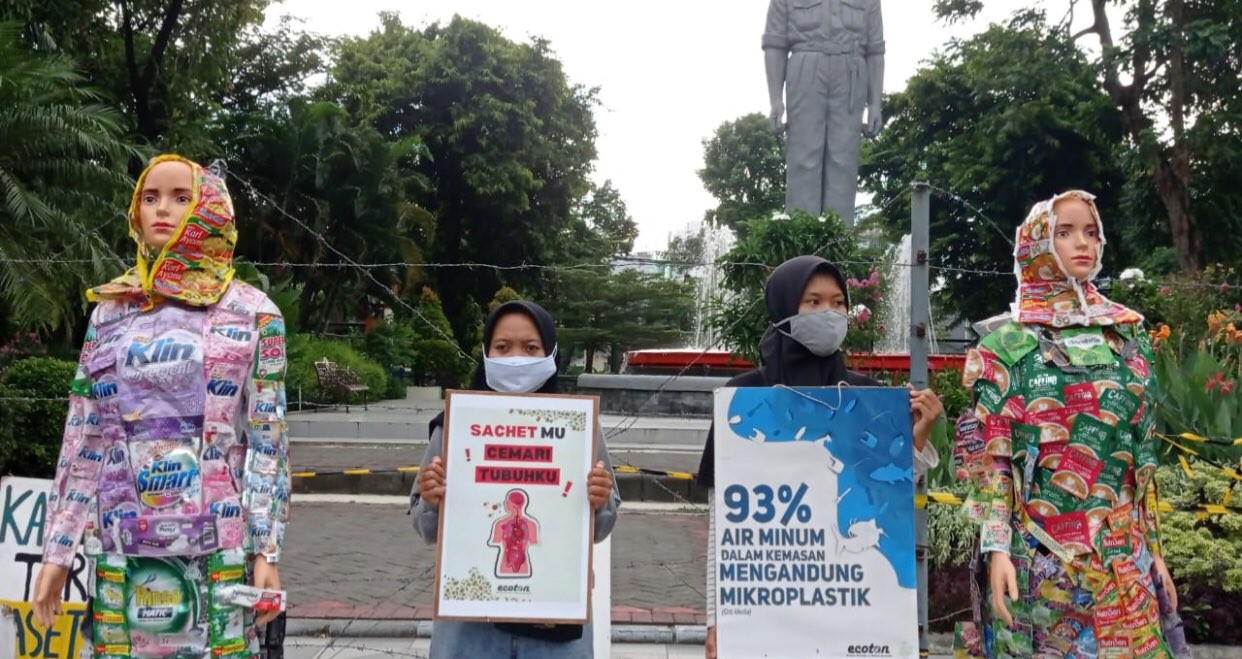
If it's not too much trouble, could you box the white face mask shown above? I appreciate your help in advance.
[483,347,559,393]
[778,309,848,357]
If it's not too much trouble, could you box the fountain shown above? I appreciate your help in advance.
[691,222,736,348]
[877,234,913,354]
[876,234,939,355]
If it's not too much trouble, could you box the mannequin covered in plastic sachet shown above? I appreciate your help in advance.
[35,155,291,659]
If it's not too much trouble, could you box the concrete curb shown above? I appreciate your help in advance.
[282,620,710,645]
[283,619,941,647]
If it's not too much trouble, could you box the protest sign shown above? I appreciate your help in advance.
[435,391,598,623]
[1,477,90,659]
[714,387,917,658]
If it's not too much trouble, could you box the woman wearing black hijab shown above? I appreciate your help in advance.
[410,300,620,659]
[697,255,944,658]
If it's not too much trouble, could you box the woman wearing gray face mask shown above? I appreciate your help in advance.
[695,255,945,659]
[410,300,621,658]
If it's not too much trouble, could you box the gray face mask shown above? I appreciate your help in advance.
[778,309,848,357]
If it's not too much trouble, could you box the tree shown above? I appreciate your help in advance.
[862,11,1127,324]
[4,0,274,153]
[698,113,786,235]
[488,286,524,312]
[935,0,1242,272]
[223,14,329,117]
[546,269,695,373]
[550,179,640,267]
[329,14,600,342]
[0,22,137,334]
[225,99,435,333]
[709,212,879,362]
[410,287,473,387]
[664,229,706,278]
[576,180,639,258]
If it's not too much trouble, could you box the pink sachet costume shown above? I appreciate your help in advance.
[42,155,290,658]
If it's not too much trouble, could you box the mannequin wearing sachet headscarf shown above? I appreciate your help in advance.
[34,155,290,658]
[953,190,1183,658]
[89,154,239,309]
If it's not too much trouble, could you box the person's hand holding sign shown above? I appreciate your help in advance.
[588,461,613,510]
[908,384,944,452]
[419,456,447,506]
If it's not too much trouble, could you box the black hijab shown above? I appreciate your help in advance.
[696,255,872,488]
[756,254,852,386]
[428,300,559,436]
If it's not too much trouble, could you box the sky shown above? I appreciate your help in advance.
[267,0,1110,252]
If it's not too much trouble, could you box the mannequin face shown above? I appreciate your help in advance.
[1053,197,1101,282]
[137,161,194,251]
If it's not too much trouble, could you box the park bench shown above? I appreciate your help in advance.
[313,358,370,412]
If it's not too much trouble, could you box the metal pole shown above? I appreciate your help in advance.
[910,181,931,657]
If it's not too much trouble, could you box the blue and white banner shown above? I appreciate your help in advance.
[714,387,917,659]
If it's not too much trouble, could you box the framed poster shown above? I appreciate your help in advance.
[434,390,599,623]
[713,387,918,659]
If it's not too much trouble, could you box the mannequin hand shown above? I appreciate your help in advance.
[253,556,282,626]
[989,551,1018,626]
[33,563,70,629]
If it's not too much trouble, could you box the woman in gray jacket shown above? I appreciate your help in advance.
[411,300,620,658]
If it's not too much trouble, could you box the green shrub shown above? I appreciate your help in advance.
[411,288,473,388]
[927,480,978,569]
[0,356,77,477]
[1110,264,1241,345]
[286,334,389,407]
[361,322,418,399]
[1156,464,1242,591]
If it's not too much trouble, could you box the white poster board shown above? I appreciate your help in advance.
[591,537,611,658]
[713,387,918,658]
[1,477,90,659]
[435,391,598,623]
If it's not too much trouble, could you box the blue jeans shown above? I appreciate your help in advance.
[429,620,594,659]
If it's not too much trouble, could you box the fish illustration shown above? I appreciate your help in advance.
[835,518,883,555]
[869,462,914,484]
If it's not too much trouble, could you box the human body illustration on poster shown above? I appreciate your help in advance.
[434,391,598,623]
[714,386,918,658]
[489,489,540,578]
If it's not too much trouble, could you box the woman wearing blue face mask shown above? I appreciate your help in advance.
[411,300,620,659]
[696,255,944,658]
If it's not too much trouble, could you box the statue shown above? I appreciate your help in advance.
[763,0,885,225]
